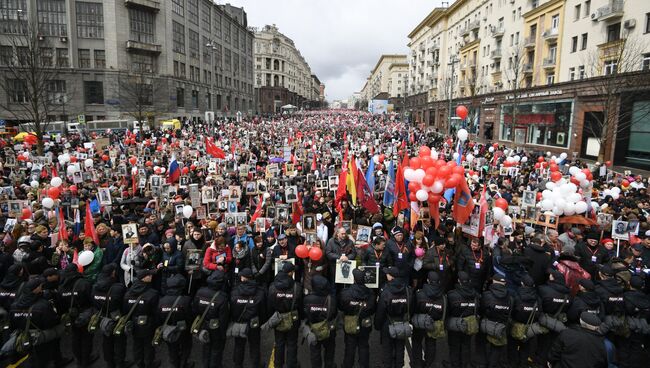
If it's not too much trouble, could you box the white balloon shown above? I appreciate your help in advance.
[603,189,612,196]
[160,168,166,174]
[50,177,62,188]
[554,198,566,211]
[560,152,568,159]
[22,151,29,158]
[552,206,564,216]
[611,187,621,194]
[432,181,444,194]
[568,193,582,203]
[488,147,494,153]
[413,169,426,183]
[591,202,600,210]
[601,203,609,209]
[500,215,513,227]
[404,168,416,182]
[513,155,521,162]
[546,151,552,157]
[78,250,94,266]
[580,180,590,188]
[574,201,588,214]
[506,157,515,163]
[452,152,460,160]
[540,199,554,211]
[521,156,528,163]
[542,190,553,199]
[503,149,509,156]
[30,180,39,188]
[457,129,469,141]
[575,172,586,182]
[263,192,271,199]
[569,166,580,176]
[545,182,556,190]
[431,150,439,160]
[466,154,474,162]
[493,207,505,221]
[551,155,557,161]
[416,189,429,202]
[61,153,70,163]
[612,193,620,200]
[182,205,194,219]
[564,202,576,216]
[42,197,54,209]
[84,158,93,168]
[555,158,563,164]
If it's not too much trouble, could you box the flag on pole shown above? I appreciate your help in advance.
[392,161,409,216]
[205,137,226,159]
[57,208,67,242]
[365,158,375,195]
[346,156,358,206]
[250,195,265,224]
[84,201,99,245]
[383,160,395,207]
[410,201,420,230]
[452,178,475,224]
[167,156,180,184]
[356,168,380,214]
[292,193,303,225]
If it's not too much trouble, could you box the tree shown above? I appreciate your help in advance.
[501,44,529,145]
[579,37,650,161]
[0,20,71,154]
[118,72,161,130]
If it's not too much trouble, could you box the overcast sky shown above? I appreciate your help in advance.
[228,0,444,101]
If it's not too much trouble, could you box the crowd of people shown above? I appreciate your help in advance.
[0,111,648,368]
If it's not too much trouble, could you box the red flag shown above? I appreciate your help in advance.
[249,195,264,224]
[356,168,380,214]
[51,165,58,178]
[205,137,226,159]
[292,193,303,225]
[311,151,317,171]
[392,162,409,216]
[334,170,348,215]
[132,174,137,194]
[72,249,83,273]
[84,201,99,245]
[478,185,488,235]
[58,209,67,242]
[427,197,441,230]
[452,178,475,225]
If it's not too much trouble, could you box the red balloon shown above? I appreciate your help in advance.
[570,177,581,186]
[309,247,323,261]
[146,161,153,167]
[409,192,418,202]
[418,146,431,157]
[446,160,457,167]
[537,156,545,163]
[534,163,541,169]
[420,156,433,169]
[162,137,168,144]
[154,168,162,174]
[190,164,197,171]
[445,175,461,188]
[17,155,26,161]
[181,167,189,175]
[495,198,509,211]
[550,164,559,172]
[69,185,78,192]
[48,187,60,199]
[437,165,452,179]
[21,208,32,220]
[551,171,562,182]
[434,160,446,168]
[101,154,109,162]
[622,179,630,187]
[408,182,420,192]
[452,166,465,175]
[425,167,437,177]
[536,192,543,201]
[456,105,468,120]
[156,146,163,152]
[70,156,78,163]
[144,140,151,146]
[409,157,422,169]
[422,174,435,187]
[129,157,137,165]
[378,154,385,163]
[605,161,612,167]
[295,244,309,259]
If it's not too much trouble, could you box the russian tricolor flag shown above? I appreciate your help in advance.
[168,156,180,184]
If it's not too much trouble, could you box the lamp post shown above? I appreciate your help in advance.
[206,40,218,130]
[447,55,459,135]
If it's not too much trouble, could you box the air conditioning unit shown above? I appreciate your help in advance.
[591,11,601,21]
[624,19,636,29]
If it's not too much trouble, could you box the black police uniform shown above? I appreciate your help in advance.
[303,275,337,368]
[509,276,541,367]
[156,274,193,368]
[566,279,604,324]
[192,270,230,368]
[91,264,127,368]
[57,264,95,366]
[267,264,302,368]
[122,270,159,368]
[446,272,480,368]
[338,268,376,368]
[594,268,627,349]
[0,265,26,343]
[547,312,608,368]
[229,268,266,368]
[620,275,650,368]
[375,267,414,368]
[480,275,513,368]
[536,270,572,365]
[457,244,492,293]
[412,271,445,368]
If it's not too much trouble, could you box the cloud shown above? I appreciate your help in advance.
[228,0,441,100]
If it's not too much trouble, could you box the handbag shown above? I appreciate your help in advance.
[458,297,480,336]
[388,289,413,340]
[538,295,568,333]
[113,294,144,336]
[428,296,447,339]
[265,284,299,332]
[153,296,182,346]
[89,284,116,333]
[191,291,222,343]
[14,306,35,354]
[61,279,82,329]
[310,296,333,341]
[511,301,538,341]
[227,302,251,339]
[343,301,364,335]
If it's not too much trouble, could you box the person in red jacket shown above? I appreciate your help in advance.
[556,248,591,296]
[203,236,232,272]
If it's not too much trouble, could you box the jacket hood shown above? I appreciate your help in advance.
[14,289,40,309]
[348,283,372,300]
[578,290,601,307]
[456,284,477,299]
[311,275,329,296]
[0,264,25,290]
[385,279,407,295]
[274,272,293,290]
[599,278,625,295]
[518,286,538,302]
[238,279,260,296]
[129,279,150,295]
[489,283,508,299]
[549,280,571,294]
[422,283,444,299]
[61,264,82,289]
[93,274,115,292]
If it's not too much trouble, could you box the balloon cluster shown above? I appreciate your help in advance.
[539,179,589,216]
[601,186,622,200]
[403,145,464,204]
[295,244,323,261]
[492,198,513,228]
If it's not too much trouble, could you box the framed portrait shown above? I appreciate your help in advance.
[597,213,613,228]
[302,214,316,233]
[150,175,161,188]
[419,207,430,220]
[196,205,207,220]
[228,186,241,200]
[536,212,547,226]
[341,221,352,234]
[526,207,538,222]
[256,180,268,193]
[356,225,372,244]
[274,258,296,277]
[3,219,17,233]
[227,200,238,213]
[255,217,267,233]
[266,206,276,219]
[556,133,566,145]
[174,204,184,218]
[612,220,629,240]
[138,177,147,189]
[70,197,80,209]
[285,163,294,174]
[202,187,215,203]
[179,176,190,188]
[304,233,319,245]
[98,188,112,206]
[185,249,203,271]
[627,220,640,235]
[245,181,257,195]
[236,213,247,226]
[358,265,379,289]
[276,205,290,224]
[328,176,339,191]
[499,167,509,176]
[335,260,357,284]
[285,185,299,203]
[224,213,236,227]
[316,180,329,190]
[521,190,537,208]
[270,178,281,190]
[306,174,316,184]
[218,200,227,211]
[121,223,138,244]
[4,155,16,168]
[8,201,22,218]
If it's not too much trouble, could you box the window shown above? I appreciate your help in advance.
[94,50,105,68]
[581,33,588,50]
[187,0,198,25]
[646,13,650,33]
[569,67,575,81]
[604,60,618,75]
[224,49,231,71]
[76,2,103,38]
[84,81,103,104]
[16,47,28,65]
[585,1,591,17]
[607,23,621,43]
[0,46,12,65]
[129,9,155,44]
[137,83,153,106]
[173,61,179,77]
[546,73,555,85]
[172,0,184,16]
[8,79,28,103]
[571,36,578,52]
[56,48,68,67]
[201,2,211,32]
[203,36,211,64]
[180,62,186,78]
[177,88,185,107]
[224,22,231,44]
[47,80,66,104]
[173,21,185,54]
[78,49,90,68]
[191,90,198,108]
[549,45,557,61]
[189,66,195,81]
[189,30,199,59]
[233,29,239,50]
[551,15,560,30]
[574,4,581,20]
[131,53,153,72]
[579,65,585,79]
[0,0,27,34]
[40,48,53,67]
[643,53,650,70]
[214,13,221,37]
[37,0,67,36]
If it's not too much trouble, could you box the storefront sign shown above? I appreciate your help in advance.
[505,89,564,101]
[481,97,495,104]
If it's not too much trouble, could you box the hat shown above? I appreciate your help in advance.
[458,271,471,285]
[599,264,616,277]
[600,238,614,245]
[570,228,582,235]
[207,270,226,287]
[585,232,600,241]
[492,274,506,283]
[239,268,254,279]
[630,275,645,290]
[100,263,118,275]
[352,268,365,285]
[24,277,44,292]
[42,268,58,277]
[579,279,595,291]
[632,243,644,252]
[427,271,440,284]
[391,226,403,236]
[144,207,153,213]
[372,222,383,229]
[322,212,331,219]
[277,233,287,240]
[136,269,155,280]
[524,226,535,236]
[382,266,400,278]
[521,274,535,287]
[579,312,602,331]
[281,262,296,274]
[165,274,186,290]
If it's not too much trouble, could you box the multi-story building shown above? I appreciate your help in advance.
[406,0,650,170]
[0,0,255,125]
[253,24,320,114]
[358,54,408,112]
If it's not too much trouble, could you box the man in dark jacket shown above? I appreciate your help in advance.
[338,268,376,368]
[594,264,627,347]
[457,237,492,293]
[92,264,127,368]
[422,236,454,291]
[620,275,650,368]
[446,271,480,368]
[303,274,337,368]
[567,279,603,324]
[385,227,413,283]
[229,268,266,368]
[509,275,541,368]
[160,239,184,294]
[156,274,193,368]
[58,263,96,367]
[192,270,229,368]
[523,237,552,286]
[103,226,126,267]
[362,236,391,290]
[575,232,603,279]
[375,266,414,368]
[548,312,609,368]
[266,262,302,368]
[537,269,573,366]
[122,269,159,368]
[480,274,513,368]
[412,271,445,368]
[325,227,356,285]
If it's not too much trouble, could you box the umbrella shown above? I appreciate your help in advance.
[270,157,285,163]
[558,215,597,226]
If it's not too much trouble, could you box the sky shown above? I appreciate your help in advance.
[227,0,444,101]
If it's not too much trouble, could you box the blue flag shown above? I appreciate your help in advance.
[383,160,395,207]
[365,159,375,195]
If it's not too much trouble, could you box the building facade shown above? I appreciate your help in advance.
[0,0,255,126]
[253,24,320,114]
[406,0,650,169]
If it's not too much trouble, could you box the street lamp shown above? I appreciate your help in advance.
[206,40,218,129]
[447,55,460,135]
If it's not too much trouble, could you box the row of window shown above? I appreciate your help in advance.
[172,60,253,93]
[0,45,104,69]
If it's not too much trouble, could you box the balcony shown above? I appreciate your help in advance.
[491,49,502,59]
[523,63,534,74]
[596,0,624,21]
[542,58,556,69]
[524,36,536,48]
[419,43,425,51]
[469,20,480,31]
[491,26,505,38]
[542,28,559,41]
[126,40,161,54]
[428,45,440,54]
[124,0,160,12]
[598,39,625,59]
[467,59,477,68]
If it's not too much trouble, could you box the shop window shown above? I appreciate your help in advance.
[643,53,650,71]
[627,101,650,165]
[500,100,573,148]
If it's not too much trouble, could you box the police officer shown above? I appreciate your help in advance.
[567,279,603,324]
[0,264,27,342]
[594,264,627,348]
[509,275,541,367]
[412,271,445,368]
[156,274,193,368]
[375,266,414,368]
[192,270,229,368]
[621,274,650,368]
[229,268,265,368]
[446,271,480,368]
[92,264,127,368]
[123,269,159,368]
[58,263,96,367]
[339,268,376,368]
[303,274,337,368]
[267,262,302,368]
[480,274,512,368]
[536,269,572,366]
